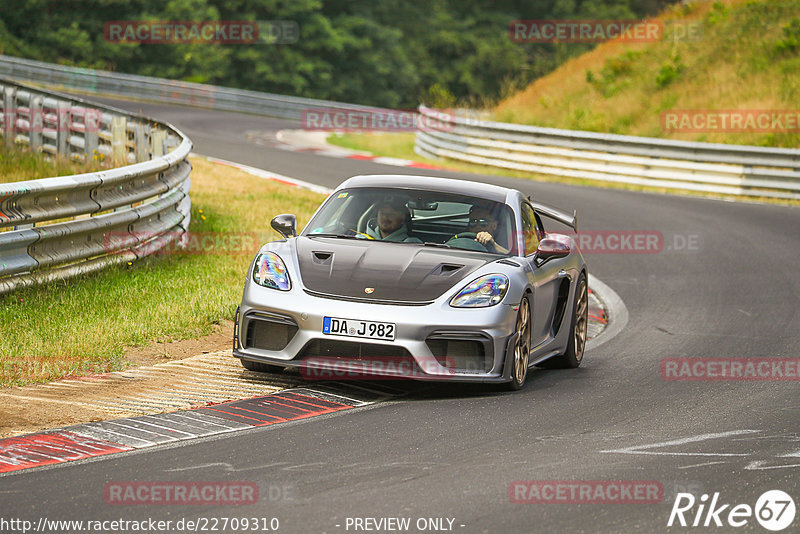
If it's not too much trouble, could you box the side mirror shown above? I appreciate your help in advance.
[271,214,297,238]
[536,235,571,260]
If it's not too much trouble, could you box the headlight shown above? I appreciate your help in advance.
[450,274,508,307]
[252,252,291,291]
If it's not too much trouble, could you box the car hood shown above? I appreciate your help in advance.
[295,236,497,303]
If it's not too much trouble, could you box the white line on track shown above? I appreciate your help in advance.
[600,429,761,456]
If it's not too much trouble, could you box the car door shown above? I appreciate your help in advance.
[521,202,562,350]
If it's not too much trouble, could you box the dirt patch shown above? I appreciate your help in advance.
[0,322,298,438]
[122,320,234,367]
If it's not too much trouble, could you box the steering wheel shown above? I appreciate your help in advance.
[445,231,488,252]
[345,228,375,240]
[450,231,478,240]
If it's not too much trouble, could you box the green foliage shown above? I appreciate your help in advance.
[705,1,729,25]
[423,83,456,108]
[587,49,642,97]
[655,51,683,88]
[0,0,670,108]
[655,62,679,88]
[775,18,800,55]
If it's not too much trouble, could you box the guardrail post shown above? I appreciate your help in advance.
[150,129,166,157]
[134,122,147,162]
[111,116,127,167]
[29,95,43,151]
[3,86,16,147]
[56,101,69,156]
[84,108,99,162]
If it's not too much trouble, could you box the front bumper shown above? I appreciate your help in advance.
[234,283,520,383]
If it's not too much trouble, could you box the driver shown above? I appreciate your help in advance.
[467,205,509,254]
[366,197,422,242]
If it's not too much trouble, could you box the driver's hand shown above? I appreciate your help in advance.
[475,231,494,246]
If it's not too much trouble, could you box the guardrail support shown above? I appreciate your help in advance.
[3,86,15,147]
[111,116,127,167]
[84,108,99,161]
[56,101,69,155]
[29,95,43,151]
[150,129,166,157]
[134,122,147,162]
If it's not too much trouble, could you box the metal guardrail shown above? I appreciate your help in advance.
[0,78,192,294]
[415,106,800,200]
[5,55,798,201]
[0,54,377,121]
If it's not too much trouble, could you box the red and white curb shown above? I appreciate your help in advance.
[587,289,607,340]
[273,129,450,170]
[0,384,399,475]
[585,274,628,351]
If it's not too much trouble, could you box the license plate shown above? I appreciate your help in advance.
[322,316,395,341]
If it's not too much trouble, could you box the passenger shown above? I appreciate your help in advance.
[366,197,422,243]
[467,205,509,254]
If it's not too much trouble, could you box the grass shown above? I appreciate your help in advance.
[329,131,420,157]
[493,0,800,148]
[0,143,101,184]
[327,0,800,207]
[0,156,326,387]
[327,132,800,206]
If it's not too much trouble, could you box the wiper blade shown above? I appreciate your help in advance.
[307,233,362,240]
[422,241,451,248]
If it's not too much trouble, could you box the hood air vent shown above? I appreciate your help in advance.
[431,263,464,276]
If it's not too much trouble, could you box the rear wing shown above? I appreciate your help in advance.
[528,198,578,232]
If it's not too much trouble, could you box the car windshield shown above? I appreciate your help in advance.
[302,187,516,255]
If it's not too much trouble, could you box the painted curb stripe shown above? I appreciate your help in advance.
[196,392,352,426]
[343,153,448,170]
[0,432,132,474]
[0,387,382,475]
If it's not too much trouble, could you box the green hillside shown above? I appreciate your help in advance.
[493,0,800,148]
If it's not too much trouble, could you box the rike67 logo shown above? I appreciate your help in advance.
[668,490,796,531]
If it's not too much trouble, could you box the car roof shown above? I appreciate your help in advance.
[338,174,518,204]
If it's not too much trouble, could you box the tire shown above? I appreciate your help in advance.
[240,359,285,373]
[506,295,531,390]
[541,272,588,369]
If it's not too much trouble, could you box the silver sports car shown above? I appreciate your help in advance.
[233,174,588,389]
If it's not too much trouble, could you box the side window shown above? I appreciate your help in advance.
[521,203,541,256]
[534,211,545,240]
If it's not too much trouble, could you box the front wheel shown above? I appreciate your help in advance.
[542,272,588,369]
[506,295,531,390]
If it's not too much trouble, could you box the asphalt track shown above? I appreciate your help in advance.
[1,97,798,533]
